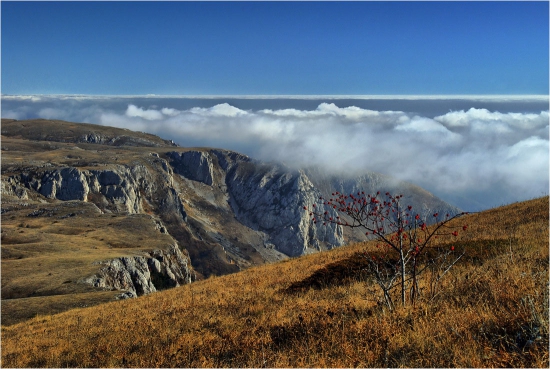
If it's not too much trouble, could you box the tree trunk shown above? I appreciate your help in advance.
[399,240,406,306]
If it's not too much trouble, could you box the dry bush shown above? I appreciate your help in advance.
[1,197,548,367]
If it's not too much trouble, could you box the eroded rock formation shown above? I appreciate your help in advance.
[83,243,193,299]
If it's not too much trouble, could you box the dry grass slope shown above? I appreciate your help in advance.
[1,201,183,325]
[1,197,548,367]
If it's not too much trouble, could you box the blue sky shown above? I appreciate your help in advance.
[1,1,549,95]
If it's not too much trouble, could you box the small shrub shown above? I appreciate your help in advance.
[308,191,468,309]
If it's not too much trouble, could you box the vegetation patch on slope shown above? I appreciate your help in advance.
[284,252,371,293]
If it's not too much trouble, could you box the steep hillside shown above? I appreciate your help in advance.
[1,197,547,367]
[1,118,459,323]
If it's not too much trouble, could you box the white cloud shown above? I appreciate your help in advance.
[125,105,164,120]
[161,107,180,116]
[189,103,248,117]
[395,116,455,134]
[1,97,548,211]
[259,103,410,125]
[135,104,550,210]
[1,110,24,119]
[436,108,548,130]
[1,95,42,102]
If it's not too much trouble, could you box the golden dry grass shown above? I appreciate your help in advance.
[1,196,548,367]
[1,201,182,325]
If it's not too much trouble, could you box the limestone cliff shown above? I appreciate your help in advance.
[167,149,460,258]
[168,151,214,186]
[223,160,344,256]
[13,162,188,221]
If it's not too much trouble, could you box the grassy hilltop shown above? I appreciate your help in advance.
[1,196,548,367]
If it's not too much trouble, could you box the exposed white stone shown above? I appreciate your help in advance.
[82,243,192,296]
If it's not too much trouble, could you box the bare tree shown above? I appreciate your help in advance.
[306,191,468,310]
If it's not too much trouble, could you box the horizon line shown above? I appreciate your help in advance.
[2,93,549,101]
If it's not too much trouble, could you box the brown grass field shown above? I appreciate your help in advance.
[0,200,185,326]
[1,196,548,367]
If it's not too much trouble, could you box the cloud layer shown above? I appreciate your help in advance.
[2,98,548,211]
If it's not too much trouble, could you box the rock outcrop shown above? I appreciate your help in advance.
[37,167,90,201]
[82,243,193,298]
[13,163,188,219]
[167,149,345,256]
[1,176,29,201]
[78,132,178,147]
[224,160,344,256]
[169,151,214,186]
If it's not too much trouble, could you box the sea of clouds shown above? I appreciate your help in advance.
[2,96,548,211]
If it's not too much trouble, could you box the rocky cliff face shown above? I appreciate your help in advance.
[167,149,346,257]
[2,118,461,284]
[169,151,214,186]
[223,160,344,256]
[167,149,460,258]
[18,165,146,213]
[13,161,189,221]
